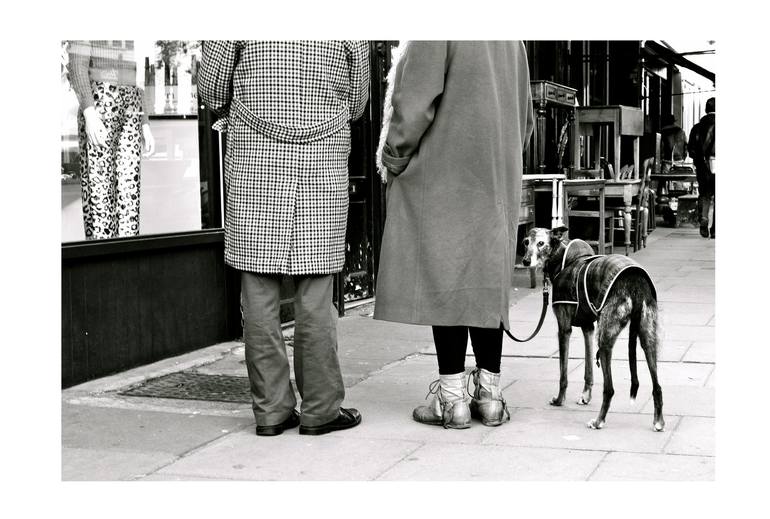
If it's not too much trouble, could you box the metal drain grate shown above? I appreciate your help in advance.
[119,372,252,403]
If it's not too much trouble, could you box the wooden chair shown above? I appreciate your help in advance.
[609,157,654,252]
[637,158,655,249]
[564,178,614,255]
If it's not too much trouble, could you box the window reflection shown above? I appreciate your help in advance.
[61,40,205,242]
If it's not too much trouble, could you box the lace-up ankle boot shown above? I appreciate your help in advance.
[412,372,471,429]
[470,368,511,426]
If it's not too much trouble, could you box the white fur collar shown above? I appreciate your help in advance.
[375,41,409,183]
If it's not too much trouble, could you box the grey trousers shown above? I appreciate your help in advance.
[241,272,344,427]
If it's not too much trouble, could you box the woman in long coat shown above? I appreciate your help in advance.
[199,41,370,436]
[374,41,534,429]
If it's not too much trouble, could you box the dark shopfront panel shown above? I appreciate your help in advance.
[62,233,241,388]
[61,41,390,388]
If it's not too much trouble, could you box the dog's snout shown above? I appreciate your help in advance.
[522,256,530,266]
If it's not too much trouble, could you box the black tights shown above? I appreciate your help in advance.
[432,325,503,375]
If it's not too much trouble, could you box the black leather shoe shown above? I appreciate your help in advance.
[256,409,300,436]
[298,408,361,436]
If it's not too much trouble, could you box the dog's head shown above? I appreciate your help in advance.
[521,226,569,269]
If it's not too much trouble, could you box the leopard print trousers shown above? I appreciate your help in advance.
[78,82,143,240]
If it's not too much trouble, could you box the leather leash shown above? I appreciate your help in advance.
[504,275,550,343]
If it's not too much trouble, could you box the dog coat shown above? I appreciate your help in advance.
[551,239,656,326]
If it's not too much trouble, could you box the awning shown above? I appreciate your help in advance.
[643,41,715,84]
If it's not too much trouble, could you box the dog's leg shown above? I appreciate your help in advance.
[550,307,572,406]
[588,300,628,430]
[628,319,639,403]
[577,324,594,405]
[639,301,665,432]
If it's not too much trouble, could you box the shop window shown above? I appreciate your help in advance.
[61,40,215,242]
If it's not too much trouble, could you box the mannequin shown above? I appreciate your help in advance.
[68,40,155,240]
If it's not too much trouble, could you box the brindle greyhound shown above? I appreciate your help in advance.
[522,226,664,432]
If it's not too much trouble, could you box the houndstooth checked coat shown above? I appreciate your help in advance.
[199,41,370,274]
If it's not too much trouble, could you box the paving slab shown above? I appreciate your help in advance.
[139,473,234,481]
[154,430,422,480]
[483,408,678,453]
[653,274,714,287]
[337,314,435,356]
[195,345,249,377]
[664,416,715,456]
[659,324,715,343]
[499,356,586,382]
[589,451,714,481]
[504,379,652,414]
[657,285,718,303]
[642,385,715,417]
[598,359,713,388]
[339,393,494,444]
[567,337,692,362]
[683,341,715,363]
[62,447,178,481]
[62,403,253,454]
[658,302,715,326]
[376,443,606,481]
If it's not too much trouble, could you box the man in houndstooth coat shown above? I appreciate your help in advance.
[199,41,369,436]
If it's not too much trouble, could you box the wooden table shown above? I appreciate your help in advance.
[521,175,640,255]
[522,173,567,228]
[573,105,644,181]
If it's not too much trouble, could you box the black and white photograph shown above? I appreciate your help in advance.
[58,36,716,477]
[4,1,767,517]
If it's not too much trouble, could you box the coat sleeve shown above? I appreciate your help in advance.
[198,40,242,119]
[345,41,370,121]
[382,41,448,175]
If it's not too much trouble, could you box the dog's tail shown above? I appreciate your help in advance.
[633,288,661,403]
[629,281,659,402]
[629,322,639,402]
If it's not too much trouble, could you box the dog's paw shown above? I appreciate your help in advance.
[587,418,604,430]
[549,396,564,407]
[653,420,665,432]
[577,392,591,405]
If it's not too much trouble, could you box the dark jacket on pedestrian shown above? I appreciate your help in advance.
[688,113,715,170]
[661,124,688,162]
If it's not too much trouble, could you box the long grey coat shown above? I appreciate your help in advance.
[373,41,534,329]
[198,41,370,274]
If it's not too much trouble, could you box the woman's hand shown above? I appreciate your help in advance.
[142,123,155,157]
[83,106,107,148]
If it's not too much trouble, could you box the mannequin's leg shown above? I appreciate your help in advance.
[116,88,143,238]
[80,82,120,240]
[77,112,95,240]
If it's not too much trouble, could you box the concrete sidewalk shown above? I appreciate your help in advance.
[61,226,715,481]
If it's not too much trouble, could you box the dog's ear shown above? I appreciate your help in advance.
[551,225,569,241]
